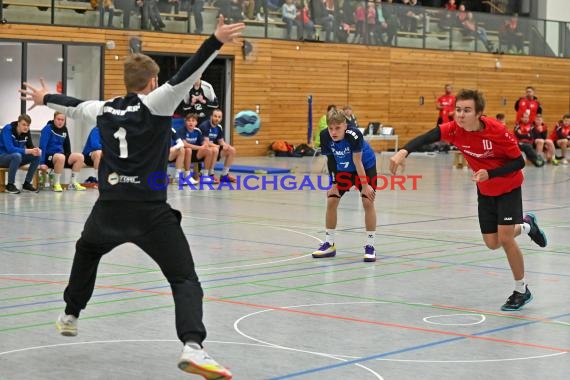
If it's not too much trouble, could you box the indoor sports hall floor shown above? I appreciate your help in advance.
[1,153,569,380]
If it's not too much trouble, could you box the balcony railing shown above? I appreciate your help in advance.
[1,0,569,58]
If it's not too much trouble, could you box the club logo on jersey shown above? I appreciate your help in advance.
[108,172,119,185]
[107,172,141,185]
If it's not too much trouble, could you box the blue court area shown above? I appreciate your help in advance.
[0,155,568,379]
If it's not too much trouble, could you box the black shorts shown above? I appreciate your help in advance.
[45,152,74,169]
[191,150,205,163]
[553,138,568,149]
[84,154,95,167]
[335,166,377,198]
[477,186,523,234]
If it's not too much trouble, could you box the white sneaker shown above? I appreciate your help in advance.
[178,343,232,379]
[56,314,78,336]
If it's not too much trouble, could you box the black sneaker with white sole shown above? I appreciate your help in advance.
[501,286,533,311]
[22,182,39,193]
[523,213,547,247]
[5,183,20,194]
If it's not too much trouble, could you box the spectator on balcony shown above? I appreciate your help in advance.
[456,4,494,52]
[115,0,137,28]
[282,0,300,40]
[399,0,422,33]
[217,0,245,23]
[500,13,525,54]
[439,0,457,30]
[310,0,334,41]
[90,0,115,27]
[138,0,166,31]
[296,1,316,40]
[381,0,399,45]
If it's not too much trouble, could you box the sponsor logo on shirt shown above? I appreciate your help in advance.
[107,172,141,185]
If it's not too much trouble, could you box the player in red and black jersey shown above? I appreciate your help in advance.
[514,113,544,167]
[436,83,456,126]
[514,86,542,124]
[548,114,570,165]
[20,18,244,379]
[390,89,547,312]
[532,114,557,165]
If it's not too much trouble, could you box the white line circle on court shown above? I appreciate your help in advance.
[235,301,386,379]
[0,339,383,379]
[234,301,568,364]
[423,313,486,326]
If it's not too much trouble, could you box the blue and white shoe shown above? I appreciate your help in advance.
[363,245,376,262]
[312,242,336,258]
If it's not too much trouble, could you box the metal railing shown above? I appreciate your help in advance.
[1,0,569,58]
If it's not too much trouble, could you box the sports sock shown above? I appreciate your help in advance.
[521,222,531,234]
[515,278,527,293]
[222,167,229,176]
[325,229,335,245]
[54,173,61,185]
[366,231,375,246]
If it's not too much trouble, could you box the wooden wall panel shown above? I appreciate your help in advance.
[2,23,569,156]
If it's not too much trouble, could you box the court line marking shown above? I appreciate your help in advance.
[423,314,486,326]
[235,302,567,365]
[0,339,383,379]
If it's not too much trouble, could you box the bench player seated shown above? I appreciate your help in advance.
[39,112,86,192]
[178,113,217,185]
[169,127,186,184]
[198,108,237,183]
[82,126,103,182]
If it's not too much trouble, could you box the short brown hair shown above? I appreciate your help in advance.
[327,108,347,126]
[563,113,570,119]
[185,113,199,121]
[456,89,486,114]
[124,54,160,92]
[17,114,31,124]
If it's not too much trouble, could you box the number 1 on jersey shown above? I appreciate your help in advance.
[113,127,128,158]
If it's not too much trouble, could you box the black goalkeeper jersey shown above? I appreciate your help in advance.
[43,34,223,201]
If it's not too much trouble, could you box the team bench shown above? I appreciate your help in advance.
[0,166,40,192]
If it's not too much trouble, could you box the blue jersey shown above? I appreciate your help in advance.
[198,119,223,144]
[0,122,35,155]
[178,127,204,146]
[320,127,376,172]
[171,128,183,147]
[82,126,102,156]
[39,121,71,164]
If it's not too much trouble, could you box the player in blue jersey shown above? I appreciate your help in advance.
[20,17,245,379]
[313,108,378,262]
[179,113,217,185]
[82,126,102,171]
[39,112,86,192]
[0,114,41,194]
[198,108,237,183]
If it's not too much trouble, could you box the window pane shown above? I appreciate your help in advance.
[67,44,102,153]
[26,43,63,132]
[0,42,22,127]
